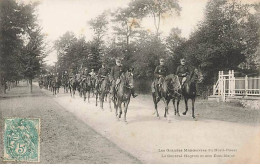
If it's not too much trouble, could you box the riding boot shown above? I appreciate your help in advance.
[131,88,138,98]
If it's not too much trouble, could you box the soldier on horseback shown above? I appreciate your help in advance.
[153,58,169,97]
[98,62,109,79]
[110,58,137,99]
[176,58,191,87]
[81,68,89,81]
[89,69,96,78]
[97,62,109,86]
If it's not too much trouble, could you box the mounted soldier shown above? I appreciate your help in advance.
[176,58,191,87]
[97,62,110,86]
[63,70,69,79]
[80,68,88,81]
[110,58,137,99]
[98,62,109,80]
[153,58,169,97]
[62,70,69,93]
[89,69,96,78]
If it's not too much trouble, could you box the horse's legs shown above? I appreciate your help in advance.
[192,98,195,119]
[176,98,180,116]
[95,92,98,106]
[118,100,123,119]
[83,90,87,102]
[164,98,170,118]
[152,93,160,118]
[173,99,177,115]
[183,98,188,115]
[87,90,90,103]
[115,98,119,118]
[109,93,112,112]
[105,94,107,102]
[124,100,130,123]
[100,93,104,109]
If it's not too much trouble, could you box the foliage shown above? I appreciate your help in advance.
[0,0,45,82]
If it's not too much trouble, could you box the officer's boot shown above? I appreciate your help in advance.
[131,88,138,98]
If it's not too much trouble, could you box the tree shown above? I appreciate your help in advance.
[132,31,168,79]
[0,0,24,89]
[0,0,45,92]
[174,0,260,85]
[112,7,141,46]
[54,32,77,73]
[129,0,181,36]
[89,12,108,43]
[88,12,108,71]
[21,27,45,92]
[166,27,186,72]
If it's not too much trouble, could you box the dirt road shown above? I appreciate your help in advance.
[1,81,260,163]
[0,82,140,164]
[43,83,260,164]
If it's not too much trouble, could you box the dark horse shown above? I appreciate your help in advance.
[62,76,69,93]
[95,76,111,109]
[80,75,92,102]
[109,71,133,123]
[51,77,61,95]
[69,77,78,97]
[180,67,203,119]
[152,74,182,120]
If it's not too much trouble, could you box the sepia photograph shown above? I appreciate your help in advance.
[0,0,260,164]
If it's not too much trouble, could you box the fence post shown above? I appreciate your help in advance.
[231,70,235,96]
[245,75,248,97]
[218,71,221,96]
[228,70,231,96]
[223,72,226,101]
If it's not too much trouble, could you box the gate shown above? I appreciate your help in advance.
[212,70,260,101]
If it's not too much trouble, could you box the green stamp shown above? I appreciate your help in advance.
[3,118,40,162]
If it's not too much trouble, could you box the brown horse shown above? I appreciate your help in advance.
[181,67,203,119]
[110,71,133,123]
[152,74,182,120]
[51,76,61,95]
[80,75,92,102]
[69,77,78,98]
[95,76,111,109]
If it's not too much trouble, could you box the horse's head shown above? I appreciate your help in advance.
[187,67,203,84]
[120,71,134,89]
[85,75,92,86]
[194,68,203,83]
[165,74,181,93]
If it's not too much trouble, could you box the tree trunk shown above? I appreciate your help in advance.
[30,79,33,93]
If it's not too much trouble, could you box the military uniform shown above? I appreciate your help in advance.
[176,65,190,85]
[154,65,169,91]
[110,65,124,94]
[154,65,168,78]
[110,65,125,80]
[98,67,109,78]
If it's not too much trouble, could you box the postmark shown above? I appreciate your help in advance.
[3,118,40,162]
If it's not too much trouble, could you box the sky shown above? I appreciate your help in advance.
[29,0,209,65]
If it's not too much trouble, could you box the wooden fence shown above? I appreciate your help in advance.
[212,70,260,101]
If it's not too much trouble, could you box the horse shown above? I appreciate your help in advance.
[180,67,203,119]
[95,76,111,109]
[90,76,97,97]
[51,77,61,95]
[110,71,133,123]
[152,74,182,120]
[80,75,92,102]
[62,76,70,93]
[69,77,78,97]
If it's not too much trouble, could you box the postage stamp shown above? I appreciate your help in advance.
[3,118,40,162]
